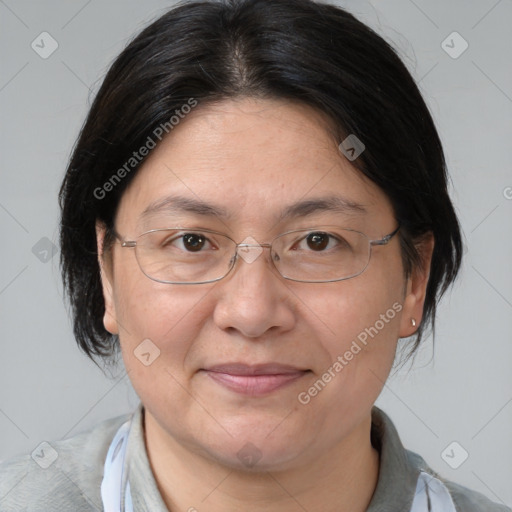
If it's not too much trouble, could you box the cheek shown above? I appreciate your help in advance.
[298,268,404,405]
[112,271,212,371]
[307,275,403,354]
[113,281,216,424]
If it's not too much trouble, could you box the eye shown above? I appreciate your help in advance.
[182,233,207,252]
[305,232,330,251]
[294,232,347,252]
[164,232,213,252]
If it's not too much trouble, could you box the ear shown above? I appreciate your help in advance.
[399,232,435,338]
[95,220,119,335]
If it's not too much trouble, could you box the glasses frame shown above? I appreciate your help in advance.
[111,224,400,285]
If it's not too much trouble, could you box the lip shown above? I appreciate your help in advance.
[201,363,310,396]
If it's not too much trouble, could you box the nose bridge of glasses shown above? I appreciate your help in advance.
[233,238,274,266]
[236,242,272,249]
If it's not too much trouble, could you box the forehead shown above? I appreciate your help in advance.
[115,98,394,232]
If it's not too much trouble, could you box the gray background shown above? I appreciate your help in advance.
[1,0,511,507]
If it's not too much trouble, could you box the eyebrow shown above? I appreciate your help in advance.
[139,194,367,223]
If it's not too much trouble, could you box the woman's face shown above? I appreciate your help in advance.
[97,98,429,471]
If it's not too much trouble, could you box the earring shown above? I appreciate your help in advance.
[411,318,417,327]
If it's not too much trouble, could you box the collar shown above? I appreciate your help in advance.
[367,406,423,511]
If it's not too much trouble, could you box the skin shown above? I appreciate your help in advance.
[96,97,433,512]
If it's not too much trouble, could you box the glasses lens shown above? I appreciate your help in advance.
[135,229,235,284]
[272,228,370,282]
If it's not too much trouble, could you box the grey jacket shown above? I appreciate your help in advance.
[0,403,509,511]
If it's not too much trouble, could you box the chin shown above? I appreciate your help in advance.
[206,442,306,473]
[192,420,313,473]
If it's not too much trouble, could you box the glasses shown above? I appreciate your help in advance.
[112,225,400,284]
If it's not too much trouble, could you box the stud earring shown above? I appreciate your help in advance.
[411,318,417,327]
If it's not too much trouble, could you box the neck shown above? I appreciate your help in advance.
[143,411,380,512]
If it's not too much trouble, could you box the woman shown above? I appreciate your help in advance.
[0,0,509,510]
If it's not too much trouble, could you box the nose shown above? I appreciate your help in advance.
[212,240,296,339]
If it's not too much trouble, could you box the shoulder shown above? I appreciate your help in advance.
[443,479,511,512]
[0,411,131,512]
[370,407,509,512]
[405,450,511,512]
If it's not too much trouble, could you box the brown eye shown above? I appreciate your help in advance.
[306,232,330,251]
[182,233,206,252]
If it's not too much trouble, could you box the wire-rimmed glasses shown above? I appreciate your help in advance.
[111,225,400,284]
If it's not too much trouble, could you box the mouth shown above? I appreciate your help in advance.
[200,363,311,396]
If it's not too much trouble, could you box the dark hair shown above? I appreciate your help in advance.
[59,0,463,367]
